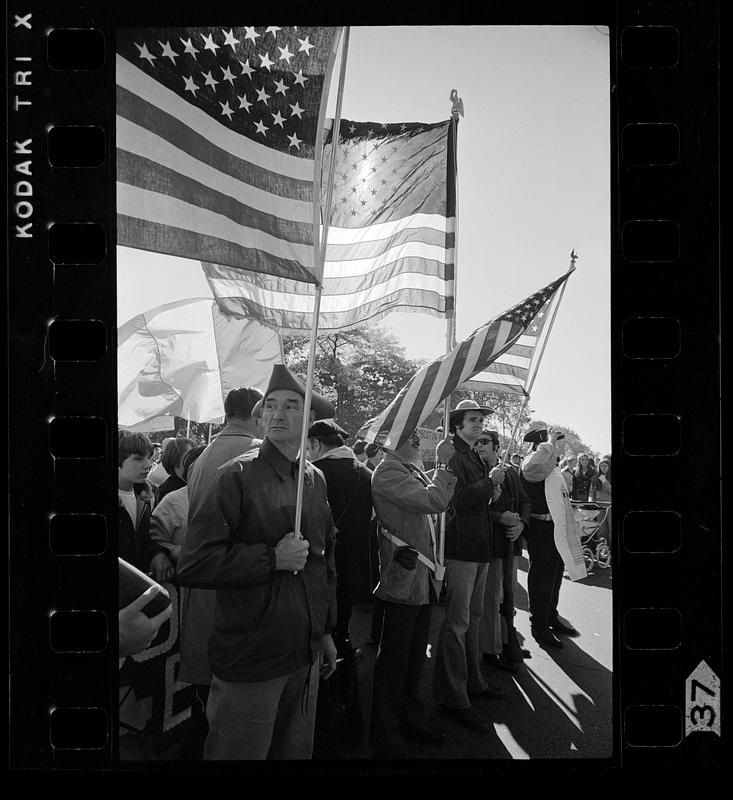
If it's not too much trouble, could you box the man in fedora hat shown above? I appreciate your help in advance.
[520,426,582,650]
[178,364,338,760]
[433,400,507,734]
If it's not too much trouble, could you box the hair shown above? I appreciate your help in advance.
[574,453,594,476]
[161,437,196,473]
[310,432,345,450]
[352,440,367,456]
[182,445,207,481]
[365,442,381,458]
[224,386,263,420]
[118,430,153,467]
[597,458,611,479]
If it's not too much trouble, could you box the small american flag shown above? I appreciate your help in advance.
[116,26,342,283]
[202,118,456,331]
[358,270,573,451]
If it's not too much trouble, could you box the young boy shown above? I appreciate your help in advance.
[118,430,173,582]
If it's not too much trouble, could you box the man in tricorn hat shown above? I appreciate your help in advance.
[520,426,584,650]
[433,400,507,734]
[178,364,338,760]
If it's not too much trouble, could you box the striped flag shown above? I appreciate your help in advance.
[460,270,568,395]
[116,26,342,283]
[203,118,456,331]
[357,270,573,451]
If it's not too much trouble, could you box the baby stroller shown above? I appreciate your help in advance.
[572,501,612,573]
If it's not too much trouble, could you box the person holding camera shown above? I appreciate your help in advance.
[520,427,583,650]
[369,429,457,759]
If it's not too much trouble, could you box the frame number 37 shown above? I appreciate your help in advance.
[685,660,720,737]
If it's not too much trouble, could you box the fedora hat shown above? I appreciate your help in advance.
[264,364,334,420]
[449,398,494,424]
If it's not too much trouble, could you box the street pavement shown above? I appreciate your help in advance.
[313,553,613,763]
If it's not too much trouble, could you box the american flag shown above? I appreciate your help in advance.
[116,26,342,283]
[202,118,456,331]
[357,270,573,451]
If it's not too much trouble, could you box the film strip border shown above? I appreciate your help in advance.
[7,1,720,769]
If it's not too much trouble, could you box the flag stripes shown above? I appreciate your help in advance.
[357,272,572,450]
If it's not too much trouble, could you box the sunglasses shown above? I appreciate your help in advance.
[475,438,497,446]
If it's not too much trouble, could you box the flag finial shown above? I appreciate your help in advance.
[449,89,464,119]
[570,249,578,268]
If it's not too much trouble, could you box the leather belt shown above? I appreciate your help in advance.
[530,513,553,521]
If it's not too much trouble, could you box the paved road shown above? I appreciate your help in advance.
[314,553,613,762]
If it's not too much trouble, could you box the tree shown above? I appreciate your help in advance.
[281,324,421,437]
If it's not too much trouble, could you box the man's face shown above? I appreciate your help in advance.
[262,390,307,446]
[474,436,499,466]
[510,454,522,467]
[119,452,151,488]
[457,411,486,444]
[397,430,421,461]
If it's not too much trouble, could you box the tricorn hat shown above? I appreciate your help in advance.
[449,398,494,424]
[523,428,549,445]
[264,364,334,420]
[307,419,349,440]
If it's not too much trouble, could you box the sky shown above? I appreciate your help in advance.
[118,25,610,455]
[337,26,611,455]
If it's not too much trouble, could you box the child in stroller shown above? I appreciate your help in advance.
[572,501,612,573]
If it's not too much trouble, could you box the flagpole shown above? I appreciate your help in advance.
[499,250,578,468]
[438,91,463,578]
[294,27,350,537]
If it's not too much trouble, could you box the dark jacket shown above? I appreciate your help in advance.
[572,467,596,501]
[177,438,337,682]
[156,472,186,505]
[118,483,166,572]
[445,435,496,562]
[489,464,532,557]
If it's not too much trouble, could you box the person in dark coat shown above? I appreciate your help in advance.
[571,453,596,501]
[156,436,196,504]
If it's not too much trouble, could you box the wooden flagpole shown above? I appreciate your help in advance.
[499,250,578,468]
[437,91,463,579]
[294,27,350,536]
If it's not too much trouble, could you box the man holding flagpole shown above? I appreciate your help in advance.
[177,364,338,761]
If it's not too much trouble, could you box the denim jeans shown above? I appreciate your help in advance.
[204,660,319,760]
[432,559,488,709]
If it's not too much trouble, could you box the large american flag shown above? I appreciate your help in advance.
[202,118,456,331]
[357,270,573,451]
[116,26,342,283]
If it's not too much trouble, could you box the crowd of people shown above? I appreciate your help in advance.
[118,365,612,761]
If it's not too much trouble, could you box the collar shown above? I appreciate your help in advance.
[261,437,312,483]
[453,434,472,452]
[312,445,355,462]
[219,419,259,438]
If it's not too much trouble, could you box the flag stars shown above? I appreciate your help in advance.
[273,78,289,95]
[182,75,200,96]
[289,101,304,118]
[278,45,294,65]
[292,70,307,87]
[254,119,269,136]
[221,29,240,50]
[179,37,200,59]
[239,59,255,79]
[287,132,302,149]
[400,123,407,132]
[271,110,286,127]
[135,42,156,65]
[349,124,356,134]
[298,35,314,55]
[220,65,236,84]
[158,41,179,63]
[202,71,219,90]
[219,101,235,121]
[256,87,271,105]
[266,26,281,39]
[259,51,275,71]
[360,199,367,206]
[244,27,260,43]
[200,32,220,53]
[351,209,358,216]
[237,93,252,111]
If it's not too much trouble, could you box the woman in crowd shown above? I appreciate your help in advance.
[571,453,595,501]
[590,456,612,545]
[156,436,196,504]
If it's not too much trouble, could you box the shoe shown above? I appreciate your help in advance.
[469,682,505,699]
[549,619,580,637]
[443,706,491,733]
[483,653,518,673]
[400,723,448,743]
[520,648,532,659]
[532,627,563,649]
